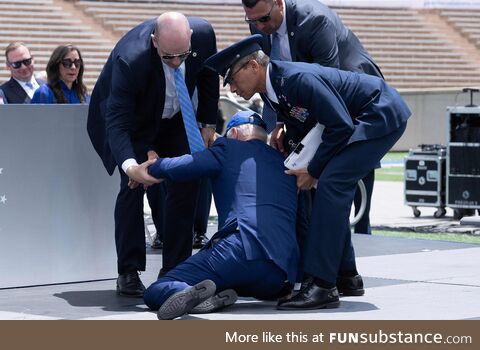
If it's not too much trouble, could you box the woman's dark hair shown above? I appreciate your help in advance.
[46,44,87,103]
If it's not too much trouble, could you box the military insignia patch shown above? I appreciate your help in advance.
[289,106,309,122]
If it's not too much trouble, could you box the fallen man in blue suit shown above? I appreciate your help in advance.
[131,111,300,319]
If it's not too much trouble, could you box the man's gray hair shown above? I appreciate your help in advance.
[226,123,268,142]
[233,50,270,71]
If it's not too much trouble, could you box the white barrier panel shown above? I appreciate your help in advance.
[0,105,117,288]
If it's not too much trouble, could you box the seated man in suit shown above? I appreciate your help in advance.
[1,42,44,103]
[131,111,299,320]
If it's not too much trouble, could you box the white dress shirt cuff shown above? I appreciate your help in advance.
[121,158,139,174]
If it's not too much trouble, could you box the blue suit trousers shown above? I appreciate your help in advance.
[144,232,287,310]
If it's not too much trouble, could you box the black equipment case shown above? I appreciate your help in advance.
[404,144,447,218]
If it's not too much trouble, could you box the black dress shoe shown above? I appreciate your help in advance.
[116,271,145,298]
[192,233,208,249]
[277,280,340,310]
[151,234,163,250]
[336,274,364,296]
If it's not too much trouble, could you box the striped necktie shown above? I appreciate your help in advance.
[174,68,205,154]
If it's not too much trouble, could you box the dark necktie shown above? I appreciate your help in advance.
[270,32,281,60]
[174,68,205,154]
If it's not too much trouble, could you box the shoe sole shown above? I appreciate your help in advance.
[339,289,365,297]
[157,280,216,320]
[277,300,340,311]
[190,289,238,314]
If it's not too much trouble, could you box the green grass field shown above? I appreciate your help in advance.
[376,151,407,182]
[373,230,480,244]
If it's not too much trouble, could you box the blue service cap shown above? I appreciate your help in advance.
[205,34,264,87]
[224,110,267,136]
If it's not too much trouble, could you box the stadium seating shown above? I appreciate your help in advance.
[0,0,115,92]
[1,0,479,92]
[440,9,480,49]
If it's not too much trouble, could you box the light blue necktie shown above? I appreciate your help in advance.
[270,32,281,60]
[174,68,205,154]
[25,81,34,89]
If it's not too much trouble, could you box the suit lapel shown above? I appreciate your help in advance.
[152,51,166,119]
[185,46,201,96]
[285,0,298,61]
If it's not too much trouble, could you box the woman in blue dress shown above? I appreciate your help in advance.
[31,44,89,104]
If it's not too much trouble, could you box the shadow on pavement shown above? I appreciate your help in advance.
[54,290,148,313]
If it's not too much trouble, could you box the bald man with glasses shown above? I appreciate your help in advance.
[87,13,219,297]
[0,42,44,104]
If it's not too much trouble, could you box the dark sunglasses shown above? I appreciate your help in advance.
[61,58,83,68]
[244,2,276,25]
[8,57,33,69]
[161,49,192,61]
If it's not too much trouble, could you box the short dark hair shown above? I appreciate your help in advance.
[242,0,269,9]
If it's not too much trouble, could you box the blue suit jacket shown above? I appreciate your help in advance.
[148,137,300,283]
[268,61,411,178]
[87,17,219,175]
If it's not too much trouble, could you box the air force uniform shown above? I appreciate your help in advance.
[143,112,299,310]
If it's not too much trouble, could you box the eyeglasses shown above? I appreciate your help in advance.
[160,49,192,61]
[244,1,276,25]
[225,60,251,85]
[8,57,33,69]
[61,58,83,69]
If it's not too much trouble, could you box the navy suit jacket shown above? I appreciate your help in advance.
[87,17,219,175]
[251,0,382,76]
[0,77,45,104]
[268,61,411,178]
[148,137,300,283]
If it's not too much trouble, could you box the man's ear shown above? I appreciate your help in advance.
[151,34,158,48]
[229,127,239,140]
[250,59,260,72]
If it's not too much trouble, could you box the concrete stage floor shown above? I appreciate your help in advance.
[1,182,479,320]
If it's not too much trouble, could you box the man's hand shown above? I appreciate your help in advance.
[285,168,317,190]
[126,159,163,189]
[147,150,159,161]
[201,127,216,148]
[270,124,286,154]
[127,151,160,189]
